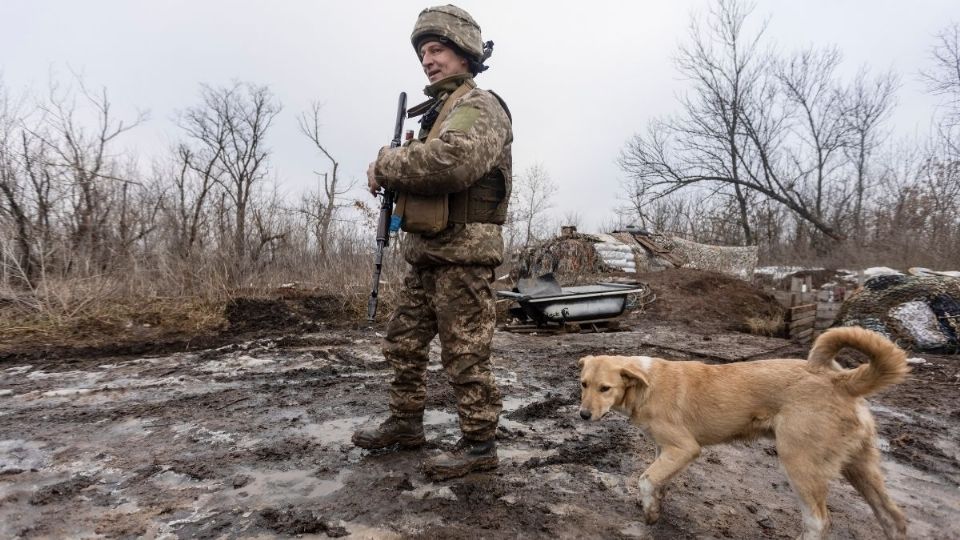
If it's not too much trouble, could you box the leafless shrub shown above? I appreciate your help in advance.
[745,315,783,337]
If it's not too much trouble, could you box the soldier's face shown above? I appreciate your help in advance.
[419,41,469,83]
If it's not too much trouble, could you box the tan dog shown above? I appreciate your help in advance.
[578,327,909,540]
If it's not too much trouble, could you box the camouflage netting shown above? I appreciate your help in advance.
[512,232,758,284]
[666,236,758,280]
[835,274,960,352]
[511,236,606,284]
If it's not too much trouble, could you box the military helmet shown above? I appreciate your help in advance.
[411,4,484,61]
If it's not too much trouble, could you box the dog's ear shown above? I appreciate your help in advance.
[620,364,649,387]
[578,356,590,368]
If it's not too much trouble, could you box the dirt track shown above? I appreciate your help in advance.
[1,318,958,539]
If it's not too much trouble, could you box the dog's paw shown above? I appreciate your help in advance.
[637,476,662,524]
[640,498,661,524]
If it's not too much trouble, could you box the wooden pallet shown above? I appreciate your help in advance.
[499,317,625,334]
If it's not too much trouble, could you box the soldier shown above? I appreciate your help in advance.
[353,4,512,481]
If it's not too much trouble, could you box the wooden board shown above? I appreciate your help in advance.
[788,304,816,316]
[791,327,814,341]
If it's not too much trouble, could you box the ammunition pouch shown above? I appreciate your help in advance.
[449,168,509,225]
[395,169,507,234]
[395,192,449,235]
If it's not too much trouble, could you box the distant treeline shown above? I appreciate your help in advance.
[619,0,960,270]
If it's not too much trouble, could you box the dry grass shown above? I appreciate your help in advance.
[744,314,785,337]
[0,294,225,351]
[0,244,409,353]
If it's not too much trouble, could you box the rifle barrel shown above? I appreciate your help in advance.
[367,92,408,322]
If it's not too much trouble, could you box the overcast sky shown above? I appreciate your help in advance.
[2,1,957,233]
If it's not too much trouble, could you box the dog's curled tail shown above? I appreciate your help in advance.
[807,326,909,397]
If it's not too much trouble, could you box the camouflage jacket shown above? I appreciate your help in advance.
[375,75,513,267]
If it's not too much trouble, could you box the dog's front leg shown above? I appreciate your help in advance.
[637,443,700,524]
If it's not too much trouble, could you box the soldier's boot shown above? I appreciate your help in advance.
[351,415,426,449]
[422,438,498,481]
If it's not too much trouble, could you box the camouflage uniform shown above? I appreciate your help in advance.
[374,72,512,442]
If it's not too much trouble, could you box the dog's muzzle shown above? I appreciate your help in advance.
[579,409,592,420]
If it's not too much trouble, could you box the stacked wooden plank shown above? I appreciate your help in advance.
[773,276,817,344]
[815,293,842,335]
[786,304,816,343]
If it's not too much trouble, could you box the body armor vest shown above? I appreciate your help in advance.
[398,79,511,233]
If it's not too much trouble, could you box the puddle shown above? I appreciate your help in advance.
[107,418,154,439]
[236,468,352,502]
[934,437,960,462]
[620,521,651,538]
[499,446,556,462]
[198,355,278,375]
[302,416,369,446]
[879,458,959,537]
[424,410,457,426]
[877,437,891,452]
[5,365,32,375]
[340,522,402,539]
[499,416,527,431]
[40,388,96,398]
[153,470,208,489]
[546,502,584,516]
[173,424,237,445]
[502,395,532,412]
[0,439,50,474]
[871,404,914,423]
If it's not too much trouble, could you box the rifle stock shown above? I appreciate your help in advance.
[367,92,407,322]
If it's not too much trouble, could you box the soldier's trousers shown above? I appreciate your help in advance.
[383,264,502,441]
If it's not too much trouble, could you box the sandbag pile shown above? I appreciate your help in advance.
[593,234,639,273]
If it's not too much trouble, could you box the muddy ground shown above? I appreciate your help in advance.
[1,273,959,539]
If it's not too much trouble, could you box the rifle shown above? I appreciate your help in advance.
[367,91,407,322]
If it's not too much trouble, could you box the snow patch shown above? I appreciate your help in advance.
[863,266,903,277]
[41,388,94,398]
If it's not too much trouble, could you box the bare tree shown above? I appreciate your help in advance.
[922,23,960,121]
[841,69,898,235]
[0,76,148,284]
[620,0,777,245]
[165,143,222,257]
[921,22,960,161]
[297,101,355,255]
[32,78,147,269]
[0,87,37,285]
[178,82,280,262]
[620,0,898,246]
[776,47,849,222]
[679,0,768,243]
[509,163,557,248]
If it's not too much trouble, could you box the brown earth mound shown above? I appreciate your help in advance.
[0,289,355,361]
[224,292,345,334]
[632,268,785,333]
